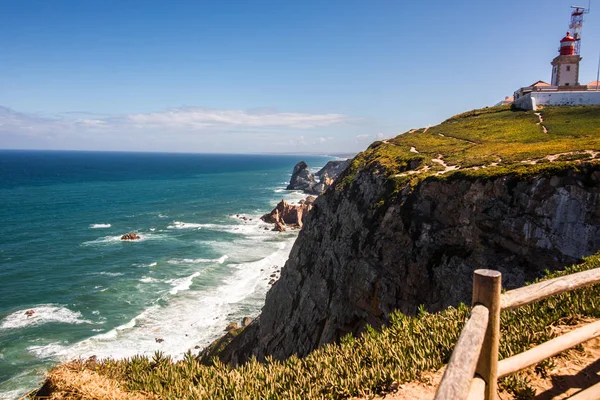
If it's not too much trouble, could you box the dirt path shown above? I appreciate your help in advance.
[430,155,459,175]
[356,320,600,400]
[436,132,478,145]
[521,150,599,165]
[535,112,549,134]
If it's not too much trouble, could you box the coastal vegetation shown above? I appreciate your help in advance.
[34,253,600,399]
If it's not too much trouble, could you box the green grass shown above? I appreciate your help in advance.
[338,105,600,188]
[38,254,600,399]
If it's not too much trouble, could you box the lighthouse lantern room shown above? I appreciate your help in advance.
[550,32,582,86]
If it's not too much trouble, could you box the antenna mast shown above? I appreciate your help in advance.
[569,3,590,54]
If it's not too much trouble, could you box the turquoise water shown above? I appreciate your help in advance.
[0,150,332,398]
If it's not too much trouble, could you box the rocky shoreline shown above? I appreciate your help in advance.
[213,159,350,347]
[260,159,349,232]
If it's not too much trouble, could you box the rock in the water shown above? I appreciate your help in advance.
[261,199,313,230]
[242,317,252,327]
[272,222,286,232]
[286,160,350,195]
[225,322,239,332]
[24,310,35,317]
[286,161,316,192]
[120,232,141,240]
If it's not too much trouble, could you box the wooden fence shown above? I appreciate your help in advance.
[433,268,600,400]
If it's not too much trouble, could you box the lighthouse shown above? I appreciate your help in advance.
[511,5,600,110]
[550,32,582,86]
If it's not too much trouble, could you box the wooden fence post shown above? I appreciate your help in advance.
[472,269,502,400]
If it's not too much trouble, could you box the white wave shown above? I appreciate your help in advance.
[167,272,202,295]
[150,227,156,232]
[149,262,157,267]
[89,223,111,228]
[158,214,168,218]
[0,389,28,400]
[139,276,160,283]
[197,222,270,238]
[47,237,296,363]
[95,271,124,277]
[167,221,202,229]
[167,255,228,265]
[27,342,68,359]
[0,305,92,330]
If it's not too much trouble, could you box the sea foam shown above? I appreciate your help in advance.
[139,276,160,283]
[0,305,92,330]
[81,233,165,245]
[167,255,228,265]
[89,223,111,228]
[167,221,202,229]
[45,237,295,362]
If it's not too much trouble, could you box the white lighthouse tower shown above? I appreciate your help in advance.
[550,32,582,86]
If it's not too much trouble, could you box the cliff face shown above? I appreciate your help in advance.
[221,163,600,365]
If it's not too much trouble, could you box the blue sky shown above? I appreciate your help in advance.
[1,0,599,153]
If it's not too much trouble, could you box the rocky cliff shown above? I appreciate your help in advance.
[219,105,600,365]
[315,160,351,180]
[287,160,350,195]
[286,161,316,192]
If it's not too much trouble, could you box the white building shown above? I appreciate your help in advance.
[512,31,600,110]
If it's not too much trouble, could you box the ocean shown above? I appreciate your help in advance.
[0,150,333,399]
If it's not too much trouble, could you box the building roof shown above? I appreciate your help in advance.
[495,96,514,106]
[587,80,600,88]
[560,32,576,42]
[529,80,551,87]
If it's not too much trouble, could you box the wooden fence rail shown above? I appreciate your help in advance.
[434,267,600,400]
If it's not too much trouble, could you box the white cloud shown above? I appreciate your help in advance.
[356,134,371,140]
[0,105,358,152]
[125,108,349,130]
[315,136,334,144]
[0,106,350,135]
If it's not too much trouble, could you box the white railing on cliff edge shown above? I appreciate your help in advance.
[433,267,600,400]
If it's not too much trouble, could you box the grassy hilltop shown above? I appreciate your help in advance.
[340,105,600,187]
[33,105,600,399]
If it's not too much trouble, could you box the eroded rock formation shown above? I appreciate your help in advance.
[287,162,316,192]
[287,160,350,195]
[261,199,313,229]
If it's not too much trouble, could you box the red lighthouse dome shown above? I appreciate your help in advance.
[559,32,576,55]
